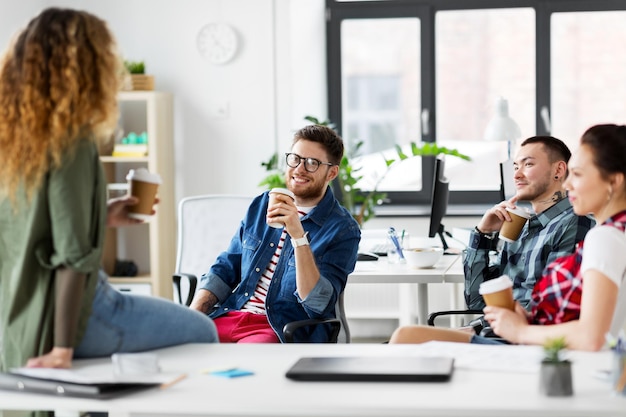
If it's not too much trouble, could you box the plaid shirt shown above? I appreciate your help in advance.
[464,198,594,310]
[530,210,626,324]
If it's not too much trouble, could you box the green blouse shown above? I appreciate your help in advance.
[0,139,107,370]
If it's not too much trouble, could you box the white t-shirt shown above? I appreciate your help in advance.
[581,224,626,336]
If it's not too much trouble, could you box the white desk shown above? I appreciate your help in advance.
[0,343,623,417]
[348,254,463,325]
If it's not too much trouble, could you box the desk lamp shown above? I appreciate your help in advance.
[483,97,521,160]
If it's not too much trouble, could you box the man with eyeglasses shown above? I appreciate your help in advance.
[190,125,361,343]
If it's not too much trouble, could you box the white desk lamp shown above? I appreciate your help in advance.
[483,97,521,160]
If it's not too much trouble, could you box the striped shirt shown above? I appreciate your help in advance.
[241,207,310,314]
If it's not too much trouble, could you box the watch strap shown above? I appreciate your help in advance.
[291,231,310,248]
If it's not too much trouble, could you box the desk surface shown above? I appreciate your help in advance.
[0,343,623,417]
[348,255,464,325]
[349,254,460,284]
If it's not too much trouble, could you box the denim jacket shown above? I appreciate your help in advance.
[199,187,361,342]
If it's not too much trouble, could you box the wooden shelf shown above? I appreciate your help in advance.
[100,156,149,163]
[101,91,175,300]
[109,275,152,284]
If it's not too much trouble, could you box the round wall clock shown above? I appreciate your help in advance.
[196,22,239,65]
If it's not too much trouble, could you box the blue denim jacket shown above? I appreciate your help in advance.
[199,187,361,342]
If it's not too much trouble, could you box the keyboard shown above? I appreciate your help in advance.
[365,242,394,256]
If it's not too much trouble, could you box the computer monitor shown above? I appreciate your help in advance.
[428,156,451,252]
[499,159,516,201]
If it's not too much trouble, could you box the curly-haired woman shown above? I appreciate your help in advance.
[0,8,217,370]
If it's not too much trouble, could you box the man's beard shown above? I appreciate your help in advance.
[289,177,327,201]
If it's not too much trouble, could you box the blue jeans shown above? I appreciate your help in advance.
[74,272,218,358]
[470,335,508,345]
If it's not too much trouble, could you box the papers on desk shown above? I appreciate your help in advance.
[10,366,178,384]
[413,341,543,373]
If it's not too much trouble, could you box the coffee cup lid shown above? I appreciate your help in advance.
[505,206,531,219]
[269,187,295,199]
[126,168,162,184]
[479,275,513,294]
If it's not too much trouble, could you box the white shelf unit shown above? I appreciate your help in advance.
[101,91,175,300]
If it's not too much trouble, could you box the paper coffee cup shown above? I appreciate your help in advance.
[499,207,531,243]
[479,275,515,310]
[126,168,161,220]
[267,188,295,228]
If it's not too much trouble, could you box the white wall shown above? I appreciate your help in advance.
[0,1,483,339]
[0,0,327,202]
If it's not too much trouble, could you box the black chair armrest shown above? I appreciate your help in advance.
[172,273,198,306]
[427,309,483,326]
[282,318,341,343]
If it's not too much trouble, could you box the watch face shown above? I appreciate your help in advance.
[196,23,238,65]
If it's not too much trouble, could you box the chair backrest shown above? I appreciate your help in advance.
[174,194,253,304]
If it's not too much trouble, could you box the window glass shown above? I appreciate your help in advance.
[551,11,626,152]
[341,18,421,191]
[435,8,535,191]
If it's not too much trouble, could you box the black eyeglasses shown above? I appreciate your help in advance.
[285,153,335,173]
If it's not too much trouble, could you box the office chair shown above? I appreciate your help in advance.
[172,194,350,343]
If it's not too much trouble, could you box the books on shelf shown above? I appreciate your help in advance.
[112,144,148,157]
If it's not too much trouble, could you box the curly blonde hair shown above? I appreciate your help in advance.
[0,8,124,200]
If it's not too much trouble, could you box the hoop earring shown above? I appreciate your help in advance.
[608,186,613,202]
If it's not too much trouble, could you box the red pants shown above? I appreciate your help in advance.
[213,311,280,343]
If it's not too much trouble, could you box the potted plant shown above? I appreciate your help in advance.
[539,336,573,396]
[260,116,470,227]
[123,60,154,91]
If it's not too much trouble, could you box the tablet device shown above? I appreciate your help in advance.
[285,356,454,382]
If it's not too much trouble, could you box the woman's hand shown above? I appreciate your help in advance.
[26,347,73,369]
[107,195,159,228]
[483,302,528,343]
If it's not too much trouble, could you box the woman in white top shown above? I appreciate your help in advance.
[390,124,626,351]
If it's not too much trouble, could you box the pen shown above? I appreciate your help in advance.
[160,373,188,390]
[388,227,405,259]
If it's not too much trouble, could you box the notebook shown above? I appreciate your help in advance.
[0,372,159,399]
[285,356,454,382]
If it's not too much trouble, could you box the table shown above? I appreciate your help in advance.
[348,254,464,325]
[1,343,623,417]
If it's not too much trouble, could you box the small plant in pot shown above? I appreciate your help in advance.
[540,336,573,397]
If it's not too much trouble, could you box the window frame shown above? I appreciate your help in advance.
[326,0,626,209]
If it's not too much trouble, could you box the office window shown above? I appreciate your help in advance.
[551,11,626,151]
[341,18,421,192]
[436,8,535,192]
[327,0,626,207]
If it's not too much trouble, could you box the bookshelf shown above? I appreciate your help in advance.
[101,91,175,299]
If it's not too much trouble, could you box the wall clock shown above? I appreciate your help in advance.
[196,22,239,65]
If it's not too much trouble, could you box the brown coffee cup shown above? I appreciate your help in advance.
[267,187,295,228]
[126,168,161,220]
[479,275,515,310]
[499,207,531,243]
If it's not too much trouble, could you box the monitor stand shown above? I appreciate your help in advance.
[437,224,462,256]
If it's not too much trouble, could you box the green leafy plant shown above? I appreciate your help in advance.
[258,153,286,190]
[259,115,471,227]
[124,60,145,74]
[542,337,569,363]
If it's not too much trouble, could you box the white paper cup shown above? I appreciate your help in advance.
[267,188,295,228]
[126,168,162,221]
[479,275,515,310]
[499,207,531,243]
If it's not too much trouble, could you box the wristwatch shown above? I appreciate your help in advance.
[475,226,497,240]
[291,231,310,248]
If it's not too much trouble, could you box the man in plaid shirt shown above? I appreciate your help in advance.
[464,136,594,318]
